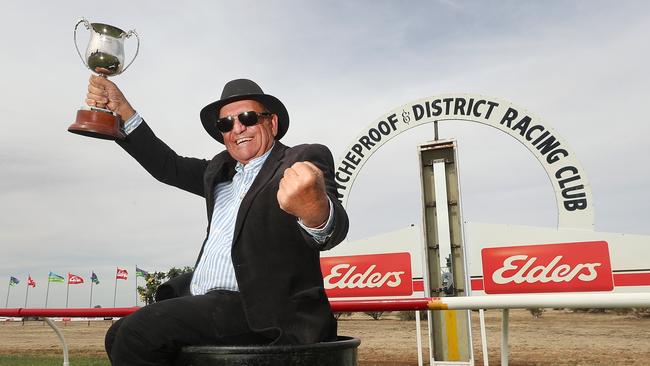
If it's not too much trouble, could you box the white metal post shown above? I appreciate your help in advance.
[433,160,452,285]
[416,310,424,366]
[44,317,70,366]
[501,309,509,366]
[479,309,489,366]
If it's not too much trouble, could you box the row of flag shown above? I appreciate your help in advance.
[7,267,149,288]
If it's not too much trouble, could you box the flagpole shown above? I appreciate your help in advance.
[4,278,10,308]
[65,273,70,308]
[45,273,51,308]
[24,275,30,308]
[89,272,94,308]
[23,277,29,326]
[113,267,118,308]
[87,272,94,327]
[135,265,137,306]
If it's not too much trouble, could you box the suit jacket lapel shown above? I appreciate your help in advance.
[203,151,237,222]
[232,142,287,246]
[194,151,236,268]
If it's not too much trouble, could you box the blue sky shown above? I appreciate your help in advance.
[1,1,648,308]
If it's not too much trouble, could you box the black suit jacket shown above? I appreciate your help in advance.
[117,122,349,344]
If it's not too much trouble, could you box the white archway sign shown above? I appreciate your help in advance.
[334,94,594,230]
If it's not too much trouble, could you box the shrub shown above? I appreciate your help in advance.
[364,311,384,320]
[632,308,650,318]
[334,312,352,320]
[528,308,545,318]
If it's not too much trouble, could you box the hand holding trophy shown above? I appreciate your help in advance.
[68,18,139,140]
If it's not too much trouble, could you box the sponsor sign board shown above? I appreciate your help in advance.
[481,241,613,294]
[321,252,413,298]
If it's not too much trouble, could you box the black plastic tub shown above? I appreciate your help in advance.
[175,336,360,366]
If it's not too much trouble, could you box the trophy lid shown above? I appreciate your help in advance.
[91,23,125,38]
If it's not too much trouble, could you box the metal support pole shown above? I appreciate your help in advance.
[135,265,138,306]
[24,280,29,308]
[427,309,435,365]
[501,309,509,366]
[45,279,51,308]
[416,311,424,366]
[479,309,489,366]
[5,281,10,308]
[43,317,70,366]
[434,120,439,141]
[65,279,70,308]
[113,269,118,307]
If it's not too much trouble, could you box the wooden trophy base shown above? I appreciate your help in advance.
[69,109,126,140]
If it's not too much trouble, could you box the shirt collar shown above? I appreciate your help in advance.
[235,142,275,174]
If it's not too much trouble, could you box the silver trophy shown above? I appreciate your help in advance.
[68,18,140,140]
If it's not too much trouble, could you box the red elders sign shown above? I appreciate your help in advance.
[321,253,413,298]
[481,241,613,294]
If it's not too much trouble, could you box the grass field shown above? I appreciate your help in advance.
[0,355,109,366]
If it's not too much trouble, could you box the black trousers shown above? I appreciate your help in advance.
[105,290,269,366]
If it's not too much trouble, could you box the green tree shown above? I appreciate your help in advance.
[137,266,193,305]
[167,266,194,279]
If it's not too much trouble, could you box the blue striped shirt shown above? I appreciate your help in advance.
[124,112,334,295]
[190,147,272,294]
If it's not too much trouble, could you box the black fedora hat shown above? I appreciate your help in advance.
[200,79,289,144]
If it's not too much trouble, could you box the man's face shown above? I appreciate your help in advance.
[219,99,278,165]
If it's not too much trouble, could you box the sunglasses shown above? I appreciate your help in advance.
[215,111,273,133]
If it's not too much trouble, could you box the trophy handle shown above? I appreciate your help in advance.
[73,18,91,69]
[122,29,140,73]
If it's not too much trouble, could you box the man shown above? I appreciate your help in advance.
[86,76,349,365]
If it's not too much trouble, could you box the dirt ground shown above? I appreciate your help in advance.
[1,309,649,365]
